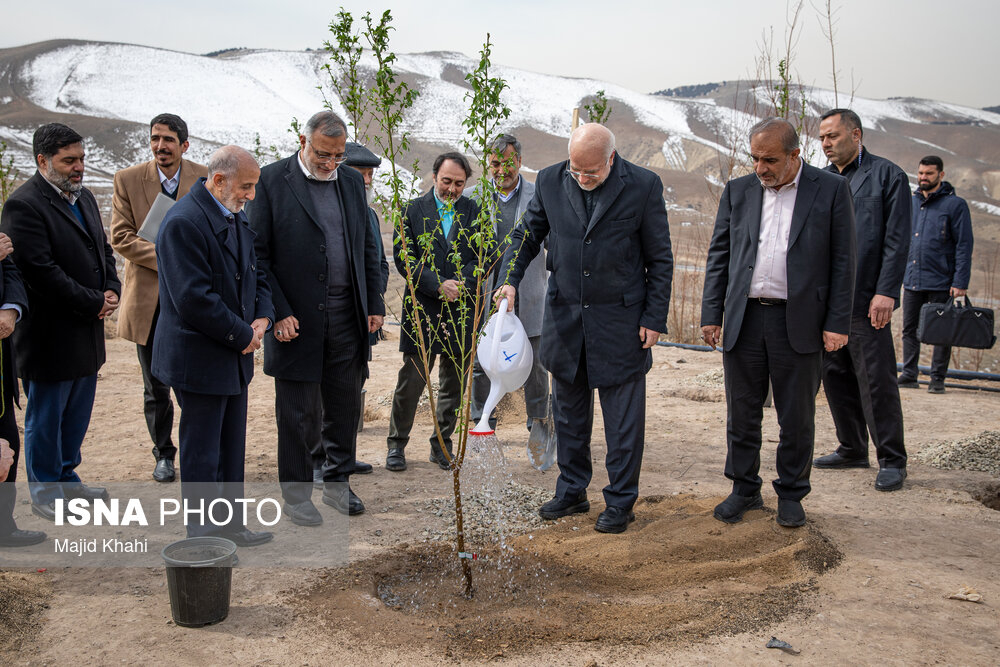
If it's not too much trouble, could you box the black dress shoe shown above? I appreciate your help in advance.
[538,494,590,520]
[429,451,452,470]
[776,499,806,527]
[223,528,274,547]
[322,487,365,515]
[64,484,110,502]
[153,459,176,483]
[0,529,47,547]
[713,492,764,524]
[928,380,945,394]
[283,500,323,526]
[813,452,870,469]
[31,502,57,521]
[875,467,907,492]
[385,448,407,472]
[351,460,374,475]
[594,506,635,534]
[897,375,919,389]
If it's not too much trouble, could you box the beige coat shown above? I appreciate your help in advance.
[111,158,207,344]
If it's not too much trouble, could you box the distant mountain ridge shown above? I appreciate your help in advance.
[0,39,998,220]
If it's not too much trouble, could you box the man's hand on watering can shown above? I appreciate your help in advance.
[495,285,516,311]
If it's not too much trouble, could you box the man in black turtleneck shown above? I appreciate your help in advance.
[248,111,384,525]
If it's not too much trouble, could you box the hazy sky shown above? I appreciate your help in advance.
[2,0,997,108]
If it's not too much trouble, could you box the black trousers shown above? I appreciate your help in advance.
[275,307,364,504]
[175,386,248,537]
[136,307,176,461]
[901,289,952,381]
[723,301,821,501]
[552,347,646,511]
[0,344,21,534]
[386,353,462,458]
[823,314,907,468]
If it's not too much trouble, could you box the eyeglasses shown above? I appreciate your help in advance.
[566,168,604,181]
[566,157,610,181]
[308,144,347,165]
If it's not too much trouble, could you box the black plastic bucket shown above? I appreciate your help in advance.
[161,536,237,627]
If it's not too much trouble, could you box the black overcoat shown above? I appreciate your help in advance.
[503,156,674,388]
[0,172,120,381]
[152,179,274,395]
[247,155,384,382]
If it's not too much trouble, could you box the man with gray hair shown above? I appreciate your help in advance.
[701,117,856,528]
[248,111,385,523]
[468,134,553,452]
[154,145,275,546]
[497,123,673,534]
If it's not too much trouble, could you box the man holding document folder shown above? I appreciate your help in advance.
[111,114,207,483]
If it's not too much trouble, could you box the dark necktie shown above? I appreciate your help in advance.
[583,189,596,221]
[224,215,239,259]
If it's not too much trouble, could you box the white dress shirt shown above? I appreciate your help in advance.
[157,166,179,194]
[748,159,803,300]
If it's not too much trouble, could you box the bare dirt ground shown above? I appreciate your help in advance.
[2,333,999,665]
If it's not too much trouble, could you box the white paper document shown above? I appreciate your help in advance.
[138,192,176,242]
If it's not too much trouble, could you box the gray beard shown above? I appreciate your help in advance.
[44,165,83,193]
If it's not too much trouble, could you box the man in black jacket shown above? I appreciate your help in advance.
[0,123,120,520]
[813,109,910,492]
[497,124,673,534]
[386,153,480,473]
[248,112,385,523]
[898,155,974,394]
[0,237,46,546]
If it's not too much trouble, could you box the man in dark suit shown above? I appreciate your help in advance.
[1,123,120,520]
[247,112,385,524]
[153,145,274,546]
[0,236,46,546]
[497,123,674,534]
[111,113,208,483]
[386,153,480,472]
[701,117,856,528]
[813,109,910,492]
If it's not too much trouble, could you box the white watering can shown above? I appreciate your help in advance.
[470,298,533,434]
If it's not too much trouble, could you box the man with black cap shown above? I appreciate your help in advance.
[342,141,389,324]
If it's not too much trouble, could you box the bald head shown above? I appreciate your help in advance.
[569,123,615,160]
[567,123,616,191]
[207,145,258,180]
[206,145,260,213]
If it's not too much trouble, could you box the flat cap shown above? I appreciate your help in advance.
[343,142,382,168]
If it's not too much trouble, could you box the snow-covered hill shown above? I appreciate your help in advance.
[1,40,999,214]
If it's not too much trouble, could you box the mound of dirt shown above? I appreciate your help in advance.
[0,571,52,652]
[915,430,1000,476]
[297,494,841,659]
